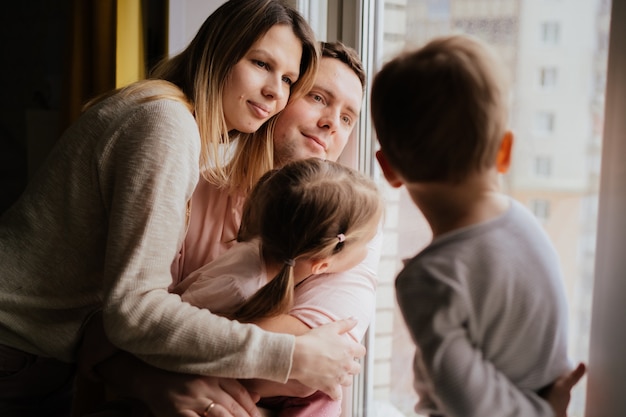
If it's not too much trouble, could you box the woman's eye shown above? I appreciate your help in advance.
[342,116,352,125]
[310,93,323,103]
[282,76,293,86]
[254,60,268,69]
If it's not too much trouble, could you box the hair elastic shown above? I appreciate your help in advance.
[284,259,295,267]
[337,233,346,243]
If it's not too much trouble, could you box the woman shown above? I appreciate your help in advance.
[0,1,363,416]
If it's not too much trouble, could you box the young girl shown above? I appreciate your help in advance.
[0,2,365,416]
[173,157,384,417]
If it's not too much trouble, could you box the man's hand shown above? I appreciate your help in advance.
[540,362,587,417]
[289,318,365,400]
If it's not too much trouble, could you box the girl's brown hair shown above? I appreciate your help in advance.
[232,158,382,322]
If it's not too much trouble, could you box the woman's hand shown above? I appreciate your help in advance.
[540,362,587,417]
[289,318,365,401]
[140,373,262,417]
[96,352,261,417]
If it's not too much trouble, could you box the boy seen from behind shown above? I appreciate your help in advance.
[371,34,584,417]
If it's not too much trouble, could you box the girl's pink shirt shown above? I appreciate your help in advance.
[171,177,382,342]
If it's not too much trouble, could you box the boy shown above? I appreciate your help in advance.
[371,34,583,417]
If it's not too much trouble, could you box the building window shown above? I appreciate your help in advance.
[540,67,558,89]
[534,111,556,135]
[534,155,553,177]
[356,1,613,416]
[541,21,561,44]
[530,198,551,220]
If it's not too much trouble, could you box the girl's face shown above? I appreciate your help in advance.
[223,24,303,133]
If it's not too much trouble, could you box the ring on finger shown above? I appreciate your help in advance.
[203,400,217,417]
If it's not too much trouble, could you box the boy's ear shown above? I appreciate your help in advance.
[496,130,514,174]
[376,150,404,188]
[310,259,330,275]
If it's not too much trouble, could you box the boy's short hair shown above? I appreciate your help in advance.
[371,35,509,183]
[321,41,366,91]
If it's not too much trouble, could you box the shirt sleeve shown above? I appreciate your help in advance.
[180,243,266,315]
[98,99,294,382]
[396,264,555,417]
[290,223,383,342]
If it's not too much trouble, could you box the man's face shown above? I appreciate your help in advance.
[273,56,363,165]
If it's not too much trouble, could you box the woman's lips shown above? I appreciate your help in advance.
[248,101,271,119]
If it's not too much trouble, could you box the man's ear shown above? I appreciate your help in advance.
[310,259,330,275]
[496,130,514,174]
[376,150,404,188]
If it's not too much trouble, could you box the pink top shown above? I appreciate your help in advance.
[173,239,268,316]
[171,177,382,342]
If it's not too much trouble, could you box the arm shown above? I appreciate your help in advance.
[396,268,558,417]
[239,228,383,397]
[539,363,587,417]
[77,307,362,417]
[95,351,263,417]
[98,100,293,381]
[243,315,316,398]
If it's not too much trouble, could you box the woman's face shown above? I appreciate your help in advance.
[223,24,303,133]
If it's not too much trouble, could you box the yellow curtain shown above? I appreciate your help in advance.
[116,0,146,88]
[60,0,163,131]
[61,0,116,131]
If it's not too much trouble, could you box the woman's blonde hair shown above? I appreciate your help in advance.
[154,0,318,191]
[232,158,383,322]
[87,0,318,191]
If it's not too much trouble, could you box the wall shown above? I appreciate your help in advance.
[0,1,69,213]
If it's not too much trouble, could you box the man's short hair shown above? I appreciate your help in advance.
[321,41,366,91]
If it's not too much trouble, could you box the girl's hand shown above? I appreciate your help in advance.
[290,318,365,400]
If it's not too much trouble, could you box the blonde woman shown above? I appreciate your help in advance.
[0,2,364,417]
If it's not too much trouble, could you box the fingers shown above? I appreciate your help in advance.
[563,362,586,389]
[217,379,261,417]
[323,383,343,401]
[350,342,366,360]
[290,318,366,401]
[348,357,361,377]
[327,317,358,335]
[200,401,237,417]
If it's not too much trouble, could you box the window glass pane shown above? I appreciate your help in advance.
[539,67,558,89]
[370,1,611,416]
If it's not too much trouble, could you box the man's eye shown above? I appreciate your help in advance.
[342,116,352,125]
[310,94,323,102]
